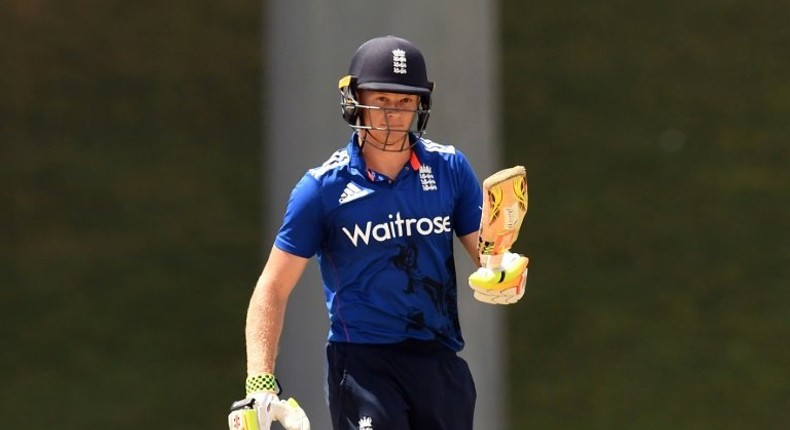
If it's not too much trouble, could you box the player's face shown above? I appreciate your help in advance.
[358,90,419,147]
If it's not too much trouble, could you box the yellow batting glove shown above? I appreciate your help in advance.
[229,374,280,430]
[229,374,310,430]
[468,252,529,305]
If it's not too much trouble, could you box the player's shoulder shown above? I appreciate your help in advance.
[308,147,351,181]
[419,138,457,155]
[417,138,472,169]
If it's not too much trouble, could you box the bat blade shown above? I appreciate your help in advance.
[477,165,528,268]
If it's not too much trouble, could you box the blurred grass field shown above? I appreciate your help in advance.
[3,1,789,429]
[503,1,790,428]
[2,2,260,428]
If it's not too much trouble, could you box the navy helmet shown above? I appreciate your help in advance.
[339,36,434,135]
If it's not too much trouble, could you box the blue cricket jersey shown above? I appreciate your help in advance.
[274,133,482,352]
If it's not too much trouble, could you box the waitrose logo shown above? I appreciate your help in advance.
[341,212,451,247]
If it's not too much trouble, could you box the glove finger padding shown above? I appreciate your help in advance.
[472,274,526,304]
[469,252,528,305]
[471,269,527,304]
[253,392,280,430]
[270,398,311,430]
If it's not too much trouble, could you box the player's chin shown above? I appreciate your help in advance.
[368,130,411,150]
[385,134,411,150]
[388,130,410,142]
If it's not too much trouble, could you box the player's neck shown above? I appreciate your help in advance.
[361,144,411,180]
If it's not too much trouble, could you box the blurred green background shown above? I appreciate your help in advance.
[3,1,788,429]
[3,2,259,428]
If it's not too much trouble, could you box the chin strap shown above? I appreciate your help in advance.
[358,131,414,152]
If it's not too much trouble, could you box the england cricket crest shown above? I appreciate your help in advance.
[477,166,528,260]
[358,416,374,430]
[392,49,407,74]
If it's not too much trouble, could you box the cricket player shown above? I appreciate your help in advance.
[233,35,529,430]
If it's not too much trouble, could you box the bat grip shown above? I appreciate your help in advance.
[481,253,504,271]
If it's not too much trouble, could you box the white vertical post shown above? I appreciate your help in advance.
[264,2,503,429]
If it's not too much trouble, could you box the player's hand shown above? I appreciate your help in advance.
[250,391,279,430]
[228,393,311,430]
[270,397,311,430]
[228,374,310,430]
[468,251,528,305]
[228,390,278,430]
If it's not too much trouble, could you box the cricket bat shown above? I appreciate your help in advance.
[477,165,528,270]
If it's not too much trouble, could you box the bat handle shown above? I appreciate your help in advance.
[481,253,504,271]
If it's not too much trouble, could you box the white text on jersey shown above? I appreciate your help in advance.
[341,212,451,247]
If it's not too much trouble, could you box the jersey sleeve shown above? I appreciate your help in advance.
[274,173,324,258]
[452,150,483,237]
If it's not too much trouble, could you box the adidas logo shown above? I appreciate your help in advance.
[339,182,373,204]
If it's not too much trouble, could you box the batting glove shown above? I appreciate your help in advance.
[228,374,310,430]
[270,398,310,430]
[468,251,529,305]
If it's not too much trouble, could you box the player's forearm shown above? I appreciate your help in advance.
[459,232,482,268]
[245,275,289,376]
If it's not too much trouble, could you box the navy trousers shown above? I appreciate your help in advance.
[326,340,477,430]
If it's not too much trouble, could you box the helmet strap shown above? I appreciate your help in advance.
[359,129,413,152]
